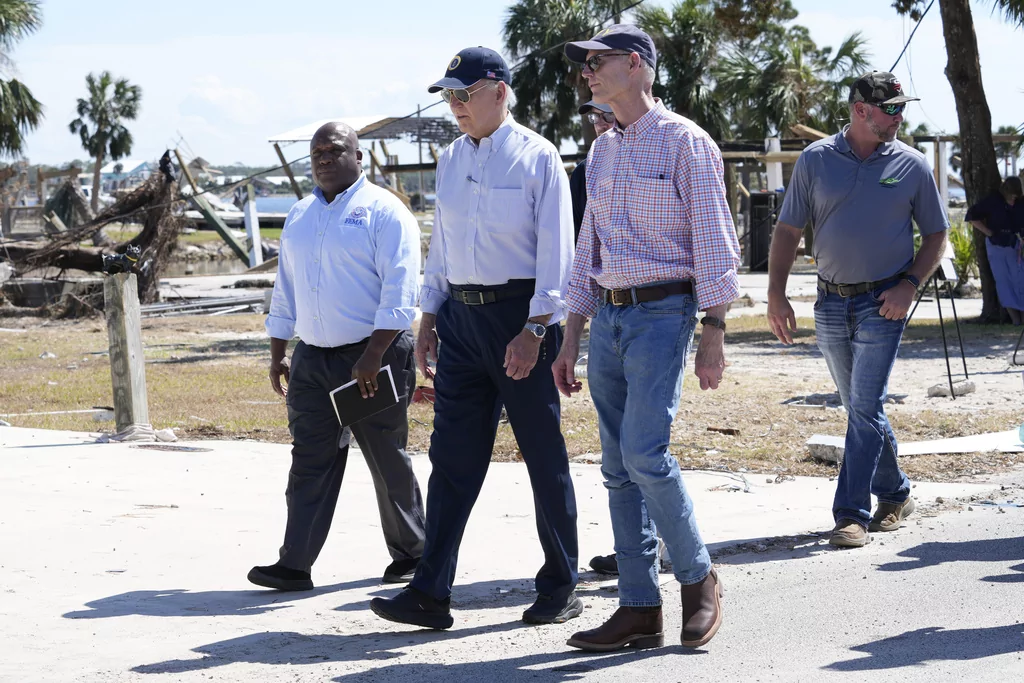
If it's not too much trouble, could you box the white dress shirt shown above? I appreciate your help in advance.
[266,174,421,347]
[420,114,574,323]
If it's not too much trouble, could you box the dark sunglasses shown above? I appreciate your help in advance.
[586,111,616,125]
[582,52,632,72]
[871,102,906,116]
[440,81,497,104]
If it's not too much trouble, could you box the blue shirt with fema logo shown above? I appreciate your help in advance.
[266,174,421,347]
[778,125,949,284]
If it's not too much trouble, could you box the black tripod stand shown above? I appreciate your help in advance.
[906,266,969,400]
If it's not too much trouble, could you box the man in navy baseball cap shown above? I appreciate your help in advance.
[428,46,510,94]
[564,24,657,69]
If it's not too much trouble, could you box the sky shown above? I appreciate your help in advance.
[10,0,1024,169]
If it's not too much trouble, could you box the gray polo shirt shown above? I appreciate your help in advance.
[777,126,948,284]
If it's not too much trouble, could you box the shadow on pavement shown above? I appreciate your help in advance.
[876,536,1024,573]
[334,577,548,613]
[331,647,688,682]
[63,578,380,619]
[132,621,528,675]
[824,624,1024,672]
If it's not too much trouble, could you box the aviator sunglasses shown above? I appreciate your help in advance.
[586,111,616,125]
[440,81,498,104]
[582,52,632,72]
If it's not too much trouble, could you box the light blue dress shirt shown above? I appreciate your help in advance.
[420,114,574,323]
[266,174,421,347]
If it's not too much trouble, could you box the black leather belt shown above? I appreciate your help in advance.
[449,279,536,306]
[601,281,693,306]
[817,274,903,298]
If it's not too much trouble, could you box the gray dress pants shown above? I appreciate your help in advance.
[278,331,425,573]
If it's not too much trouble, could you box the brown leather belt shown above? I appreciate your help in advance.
[449,279,536,306]
[817,274,903,298]
[601,281,693,306]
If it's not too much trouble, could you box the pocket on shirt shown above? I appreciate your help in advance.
[484,187,528,233]
[626,177,678,229]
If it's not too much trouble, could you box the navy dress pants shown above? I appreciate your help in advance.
[409,292,579,602]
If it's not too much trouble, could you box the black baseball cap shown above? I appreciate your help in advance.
[565,24,657,69]
[849,71,920,105]
[428,47,510,93]
[578,100,613,115]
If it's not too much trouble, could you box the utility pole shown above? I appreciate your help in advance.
[613,0,621,23]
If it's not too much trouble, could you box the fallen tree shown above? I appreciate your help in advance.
[3,153,183,304]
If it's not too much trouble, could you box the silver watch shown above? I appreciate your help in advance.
[524,322,547,339]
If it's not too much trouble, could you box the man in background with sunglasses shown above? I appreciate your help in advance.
[371,46,580,631]
[569,101,615,242]
[555,24,739,653]
[767,71,948,549]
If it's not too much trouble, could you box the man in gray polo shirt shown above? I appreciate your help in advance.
[767,71,948,548]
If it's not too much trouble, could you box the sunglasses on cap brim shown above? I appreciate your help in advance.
[439,81,498,103]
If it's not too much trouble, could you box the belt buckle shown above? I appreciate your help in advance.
[608,289,629,306]
[836,284,852,297]
[461,290,485,306]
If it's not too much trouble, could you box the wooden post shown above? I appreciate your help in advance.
[243,183,263,268]
[104,273,150,433]
[937,140,949,209]
[273,142,303,201]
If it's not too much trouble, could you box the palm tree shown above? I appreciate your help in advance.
[68,71,142,211]
[715,27,870,139]
[894,0,1024,322]
[993,124,1022,175]
[503,0,623,149]
[0,0,44,158]
[635,1,726,137]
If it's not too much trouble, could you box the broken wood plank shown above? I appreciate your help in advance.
[273,142,303,201]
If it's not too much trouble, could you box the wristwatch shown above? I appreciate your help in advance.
[524,322,547,339]
[902,274,921,289]
[700,316,727,332]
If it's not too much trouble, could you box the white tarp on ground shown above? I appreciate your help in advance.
[809,429,1024,463]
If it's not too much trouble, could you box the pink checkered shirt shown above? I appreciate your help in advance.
[566,102,741,318]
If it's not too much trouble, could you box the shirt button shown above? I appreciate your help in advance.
[313,316,318,321]
[311,287,317,292]
[314,258,319,263]
[318,231,324,236]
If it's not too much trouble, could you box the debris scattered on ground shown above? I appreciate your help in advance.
[928,379,976,398]
[38,351,56,359]
[707,426,741,436]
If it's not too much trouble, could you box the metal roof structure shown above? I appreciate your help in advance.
[268,114,460,146]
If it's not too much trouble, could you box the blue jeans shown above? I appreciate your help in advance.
[588,292,711,607]
[814,284,911,528]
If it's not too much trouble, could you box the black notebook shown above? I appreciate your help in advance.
[329,366,400,427]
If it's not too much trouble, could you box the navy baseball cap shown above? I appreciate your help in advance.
[428,47,511,93]
[565,24,657,69]
[578,100,613,115]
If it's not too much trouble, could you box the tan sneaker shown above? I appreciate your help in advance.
[869,497,916,532]
[829,520,871,548]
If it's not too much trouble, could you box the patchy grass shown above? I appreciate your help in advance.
[1,313,1021,483]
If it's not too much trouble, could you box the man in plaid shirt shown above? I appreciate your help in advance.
[554,24,740,653]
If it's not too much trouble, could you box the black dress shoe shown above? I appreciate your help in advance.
[247,564,313,591]
[382,558,419,584]
[522,592,584,624]
[370,586,454,630]
[590,554,619,575]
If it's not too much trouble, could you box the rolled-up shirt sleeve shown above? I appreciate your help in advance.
[679,135,740,309]
[419,156,449,316]
[373,204,421,330]
[530,148,574,323]
[264,212,298,340]
[566,202,602,318]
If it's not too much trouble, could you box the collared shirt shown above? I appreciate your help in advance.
[778,125,948,284]
[566,102,741,318]
[966,192,1023,247]
[266,174,421,347]
[420,114,574,322]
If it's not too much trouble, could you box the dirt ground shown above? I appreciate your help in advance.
[1,313,1021,482]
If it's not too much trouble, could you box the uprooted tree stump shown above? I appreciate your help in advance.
[3,158,184,305]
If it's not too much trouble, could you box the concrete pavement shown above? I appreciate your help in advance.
[1,426,1021,682]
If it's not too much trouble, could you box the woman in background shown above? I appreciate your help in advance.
[966,177,1024,325]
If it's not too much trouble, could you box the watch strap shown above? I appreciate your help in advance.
[700,316,727,331]
[902,274,921,289]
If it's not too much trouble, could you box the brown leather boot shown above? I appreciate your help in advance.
[680,567,723,648]
[566,606,664,652]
